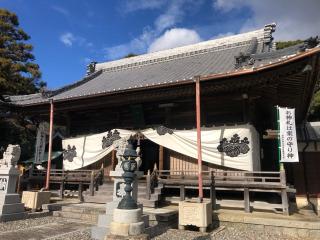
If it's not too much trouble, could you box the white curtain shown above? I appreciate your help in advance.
[62,124,260,171]
[142,124,260,171]
[62,129,134,170]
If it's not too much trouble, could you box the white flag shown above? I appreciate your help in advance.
[278,107,299,162]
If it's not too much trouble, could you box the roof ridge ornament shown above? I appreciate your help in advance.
[300,36,320,52]
[86,61,97,76]
[263,23,276,52]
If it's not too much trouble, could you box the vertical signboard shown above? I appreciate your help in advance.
[278,107,299,163]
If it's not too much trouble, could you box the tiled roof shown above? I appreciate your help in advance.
[5,23,317,107]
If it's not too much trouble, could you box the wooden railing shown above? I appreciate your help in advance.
[24,168,104,200]
[156,170,286,188]
[149,169,291,215]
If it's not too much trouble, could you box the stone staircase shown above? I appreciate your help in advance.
[52,203,105,224]
[51,202,178,240]
[83,181,164,208]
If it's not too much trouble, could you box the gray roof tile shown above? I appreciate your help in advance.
[5,24,315,106]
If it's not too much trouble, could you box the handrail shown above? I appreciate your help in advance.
[155,169,285,187]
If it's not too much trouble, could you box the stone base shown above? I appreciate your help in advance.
[0,211,28,222]
[21,191,51,211]
[92,200,120,240]
[0,193,26,222]
[105,233,149,240]
[178,200,212,231]
[92,201,145,240]
[0,203,24,214]
[110,221,145,236]
[110,208,145,237]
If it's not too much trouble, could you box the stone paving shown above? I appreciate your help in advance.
[0,216,92,240]
[0,215,316,240]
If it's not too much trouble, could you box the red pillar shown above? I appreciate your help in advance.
[195,76,203,201]
[45,99,54,190]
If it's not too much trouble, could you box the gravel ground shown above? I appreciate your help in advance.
[153,225,302,240]
[0,216,62,232]
[48,228,92,240]
[0,216,310,240]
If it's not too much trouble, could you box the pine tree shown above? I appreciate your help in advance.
[0,8,44,95]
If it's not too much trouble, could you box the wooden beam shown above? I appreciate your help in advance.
[195,76,203,201]
[111,149,116,170]
[159,146,164,171]
[45,99,54,190]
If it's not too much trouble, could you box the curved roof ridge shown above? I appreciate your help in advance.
[95,24,276,72]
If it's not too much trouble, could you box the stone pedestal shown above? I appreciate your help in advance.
[178,200,212,232]
[22,191,51,211]
[110,208,145,236]
[92,170,145,240]
[0,167,27,221]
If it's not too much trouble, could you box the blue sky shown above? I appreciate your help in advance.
[1,0,319,89]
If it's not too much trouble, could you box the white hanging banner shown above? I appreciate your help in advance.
[278,107,299,162]
[62,129,134,170]
[61,124,260,171]
[142,124,260,171]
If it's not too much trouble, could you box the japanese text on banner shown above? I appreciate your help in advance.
[278,107,299,162]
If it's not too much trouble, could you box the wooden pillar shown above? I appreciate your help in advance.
[146,170,151,200]
[280,171,289,215]
[111,149,116,170]
[281,189,289,215]
[195,76,203,201]
[59,181,64,198]
[210,171,216,209]
[89,170,95,196]
[244,187,250,212]
[78,183,83,202]
[45,99,54,190]
[159,146,164,171]
[180,171,185,200]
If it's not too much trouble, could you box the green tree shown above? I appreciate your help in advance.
[0,9,44,161]
[276,40,303,50]
[0,8,44,95]
[308,90,320,121]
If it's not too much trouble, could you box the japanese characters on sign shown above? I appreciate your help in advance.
[278,107,299,163]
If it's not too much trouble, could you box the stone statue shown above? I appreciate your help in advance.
[0,144,21,168]
[113,138,129,171]
[0,144,27,221]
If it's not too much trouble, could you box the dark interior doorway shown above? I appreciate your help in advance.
[139,139,159,174]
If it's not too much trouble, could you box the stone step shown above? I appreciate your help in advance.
[61,205,105,215]
[139,199,158,208]
[83,191,112,196]
[53,211,99,224]
[84,195,113,204]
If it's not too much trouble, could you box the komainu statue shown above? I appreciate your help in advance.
[0,144,21,168]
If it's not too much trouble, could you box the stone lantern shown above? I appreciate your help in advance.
[117,142,138,210]
[108,141,147,238]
